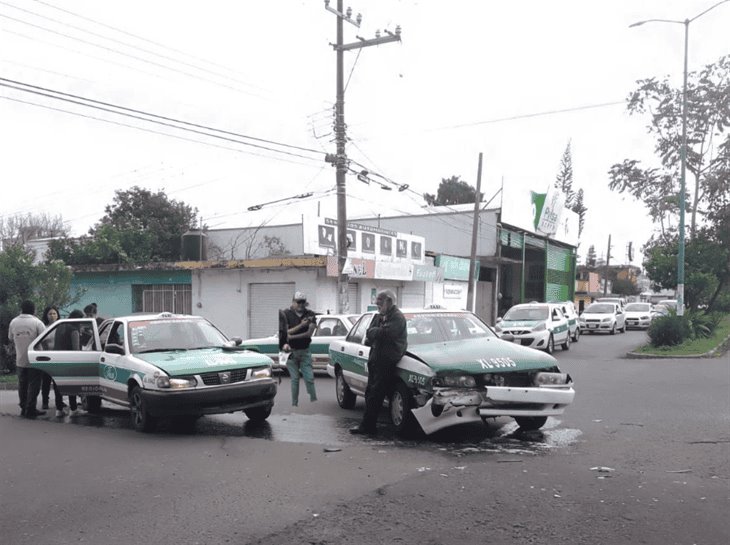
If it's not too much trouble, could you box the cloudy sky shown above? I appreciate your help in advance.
[1,0,728,265]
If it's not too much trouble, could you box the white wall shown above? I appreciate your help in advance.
[193,268,327,338]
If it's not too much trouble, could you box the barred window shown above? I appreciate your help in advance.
[132,284,192,314]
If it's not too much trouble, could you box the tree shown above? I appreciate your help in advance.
[553,141,588,237]
[643,227,729,310]
[0,212,67,248]
[611,278,640,297]
[48,187,199,265]
[424,176,483,206]
[608,55,730,238]
[0,246,81,370]
[585,245,597,269]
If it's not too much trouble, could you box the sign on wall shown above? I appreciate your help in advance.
[303,216,426,265]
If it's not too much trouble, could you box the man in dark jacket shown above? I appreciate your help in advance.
[279,291,318,406]
[350,289,408,435]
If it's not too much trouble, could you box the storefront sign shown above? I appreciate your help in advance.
[443,282,466,299]
[374,261,413,281]
[434,255,480,281]
[413,264,443,282]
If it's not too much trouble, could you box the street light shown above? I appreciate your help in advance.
[630,0,729,317]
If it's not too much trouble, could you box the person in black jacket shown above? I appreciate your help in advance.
[350,289,408,435]
[279,292,318,406]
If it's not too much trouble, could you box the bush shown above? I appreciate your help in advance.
[648,315,690,347]
[685,310,722,339]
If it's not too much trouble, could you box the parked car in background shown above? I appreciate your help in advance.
[656,299,679,312]
[495,302,571,353]
[579,302,626,334]
[240,314,359,371]
[595,297,626,310]
[651,305,670,319]
[624,302,654,329]
[328,309,575,435]
[552,301,580,342]
[29,313,277,431]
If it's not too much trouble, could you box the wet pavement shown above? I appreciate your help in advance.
[0,388,582,459]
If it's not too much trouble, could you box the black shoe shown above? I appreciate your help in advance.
[349,425,376,435]
[24,409,47,418]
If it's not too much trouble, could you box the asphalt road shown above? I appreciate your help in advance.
[1,329,728,545]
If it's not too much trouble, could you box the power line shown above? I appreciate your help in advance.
[0,78,325,161]
[431,101,626,131]
[0,10,262,98]
[1,0,269,98]
[30,0,272,94]
[0,94,324,169]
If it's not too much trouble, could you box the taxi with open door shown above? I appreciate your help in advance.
[28,313,277,432]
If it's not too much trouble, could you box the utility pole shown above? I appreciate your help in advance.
[325,0,401,313]
[467,153,483,312]
[603,234,612,296]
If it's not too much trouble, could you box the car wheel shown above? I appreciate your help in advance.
[610,324,616,335]
[245,405,272,423]
[515,416,548,431]
[390,382,417,436]
[572,327,580,342]
[81,395,102,413]
[561,334,570,351]
[129,385,156,432]
[544,334,555,354]
[621,323,626,333]
[336,369,357,409]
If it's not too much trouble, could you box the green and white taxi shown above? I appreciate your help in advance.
[495,303,571,353]
[240,314,359,371]
[552,300,581,342]
[28,313,277,432]
[327,309,574,436]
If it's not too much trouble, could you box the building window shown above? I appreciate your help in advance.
[132,284,192,314]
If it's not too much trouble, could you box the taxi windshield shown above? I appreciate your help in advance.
[128,318,229,354]
[503,306,549,321]
[405,312,496,345]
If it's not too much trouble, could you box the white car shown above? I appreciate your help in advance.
[552,301,581,342]
[240,314,359,371]
[595,297,626,311]
[495,303,571,353]
[624,302,654,329]
[328,309,575,435]
[28,313,277,431]
[579,302,626,334]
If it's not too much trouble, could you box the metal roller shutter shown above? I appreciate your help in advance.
[347,282,360,313]
[249,282,295,338]
[401,282,426,309]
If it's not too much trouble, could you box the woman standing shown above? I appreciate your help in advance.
[40,305,65,414]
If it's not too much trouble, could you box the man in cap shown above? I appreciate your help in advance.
[279,291,318,406]
[350,289,407,435]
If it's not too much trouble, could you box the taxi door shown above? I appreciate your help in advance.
[28,318,102,397]
[332,314,373,396]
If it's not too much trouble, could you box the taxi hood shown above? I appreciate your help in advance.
[135,348,272,376]
[405,337,558,374]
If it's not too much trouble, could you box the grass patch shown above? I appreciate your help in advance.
[636,314,730,356]
[0,372,18,385]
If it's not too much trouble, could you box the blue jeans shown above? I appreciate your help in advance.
[286,348,317,405]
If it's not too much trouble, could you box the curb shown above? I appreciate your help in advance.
[626,332,730,359]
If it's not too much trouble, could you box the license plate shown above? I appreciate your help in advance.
[588,324,597,329]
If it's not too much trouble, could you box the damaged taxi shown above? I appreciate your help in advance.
[28,312,277,432]
[327,309,574,435]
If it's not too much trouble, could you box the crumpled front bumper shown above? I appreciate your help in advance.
[411,384,575,435]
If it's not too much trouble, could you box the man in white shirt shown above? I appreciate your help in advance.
[9,300,47,417]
